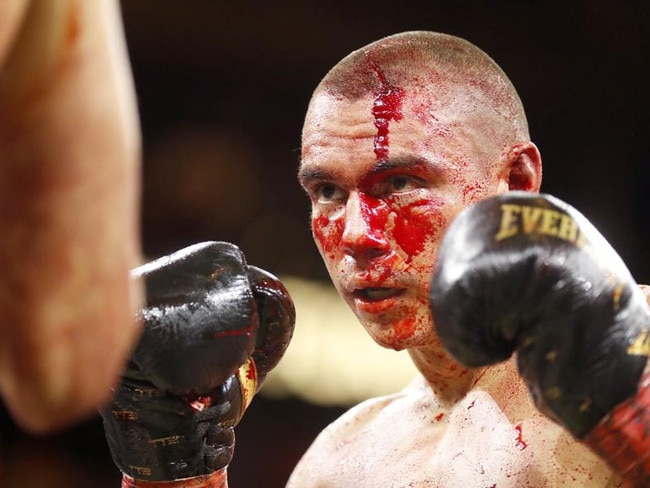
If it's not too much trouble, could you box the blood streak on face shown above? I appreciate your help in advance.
[357,191,390,241]
[312,214,341,258]
[392,202,436,260]
[370,62,405,160]
[391,316,418,345]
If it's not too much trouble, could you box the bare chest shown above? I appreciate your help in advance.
[320,393,618,487]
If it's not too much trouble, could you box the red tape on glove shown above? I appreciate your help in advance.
[122,468,228,488]
[583,369,650,486]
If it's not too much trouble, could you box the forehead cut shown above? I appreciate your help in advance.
[306,31,529,142]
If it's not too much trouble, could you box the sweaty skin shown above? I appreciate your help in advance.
[0,0,141,432]
[289,366,621,487]
[288,32,624,487]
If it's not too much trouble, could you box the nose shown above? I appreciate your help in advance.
[341,192,389,259]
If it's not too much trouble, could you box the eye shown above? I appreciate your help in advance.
[390,176,410,191]
[314,183,346,204]
[385,175,423,194]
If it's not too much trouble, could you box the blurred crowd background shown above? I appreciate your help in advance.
[1,1,649,486]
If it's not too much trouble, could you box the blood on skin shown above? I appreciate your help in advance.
[312,214,339,257]
[391,202,438,259]
[462,183,486,204]
[390,316,419,344]
[410,98,454,138]
[358,192,390,238]
[369,62,405,160]
[472,369,488,386]
[356,261,393,286]
[515,424,528,450]
[309,63,452,347]
[312,183,443,267]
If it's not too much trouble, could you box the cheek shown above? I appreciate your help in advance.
[461,181,494,205]
[311,214,343,258]
[384,299,433,348]
[451,161,498,205]
[391,197,448,260]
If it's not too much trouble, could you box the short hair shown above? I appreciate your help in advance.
[308,31,530,142]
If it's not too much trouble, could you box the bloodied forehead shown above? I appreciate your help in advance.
[304,31,529,146]
[301,81,511,181]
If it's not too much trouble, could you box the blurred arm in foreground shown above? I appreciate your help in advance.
[0,0,142,433]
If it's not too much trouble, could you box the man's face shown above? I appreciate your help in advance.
[299,87,504,351]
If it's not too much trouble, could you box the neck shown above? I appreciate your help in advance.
[407,344,481,408]
[408,346,530,416]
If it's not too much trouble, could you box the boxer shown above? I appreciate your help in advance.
[288,31,630,487]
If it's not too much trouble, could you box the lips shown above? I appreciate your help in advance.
[351,287,405,315]
[353,287,404,302]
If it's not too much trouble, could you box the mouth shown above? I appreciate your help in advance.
[352,287,405,303]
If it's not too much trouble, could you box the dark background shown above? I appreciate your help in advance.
[1,1,649,486]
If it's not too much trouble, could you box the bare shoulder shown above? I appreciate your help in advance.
[512,410,623,487]
[479,361,622,486]
[286,369,623,487]
[286,382,421,487]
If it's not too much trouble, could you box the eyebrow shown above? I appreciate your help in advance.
[298,156,439,186]
[369,157,431,174]
[297,166,335,185]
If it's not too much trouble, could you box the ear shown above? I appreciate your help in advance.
[500,142,542,192]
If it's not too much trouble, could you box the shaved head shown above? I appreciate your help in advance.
[305,31,530,151]
[299,30,542,353]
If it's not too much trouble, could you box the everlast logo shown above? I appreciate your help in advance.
[628,330,650,357]
[494,203,586,247]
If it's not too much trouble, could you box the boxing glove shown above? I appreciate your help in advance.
[429,191,650,441]
[100,241,295,482]
[246,265,297,386]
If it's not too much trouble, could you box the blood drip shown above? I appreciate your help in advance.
[370,62,405,160]
[515,424,528,450]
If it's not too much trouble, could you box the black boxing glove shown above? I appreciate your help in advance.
[429,191,650,439]
[100,241,295,482]
[127,241,258,394]
[246,265,297,386]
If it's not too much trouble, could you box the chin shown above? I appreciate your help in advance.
[367,327,428,352]
[370,335,407,351]
[359,308,432,350]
